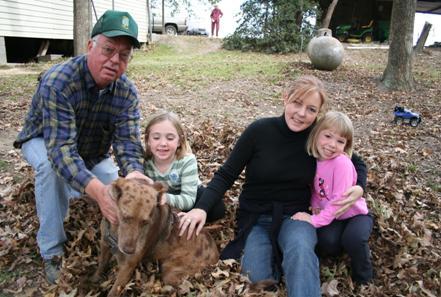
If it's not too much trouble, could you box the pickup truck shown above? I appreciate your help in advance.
[151,10,188,35]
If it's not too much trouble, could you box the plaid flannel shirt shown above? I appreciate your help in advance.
[14,55,144,192]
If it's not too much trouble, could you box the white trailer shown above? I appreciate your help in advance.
[0,0,148,63]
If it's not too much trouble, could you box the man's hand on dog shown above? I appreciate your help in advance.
[178,209,207,240]
[86,178,118,224]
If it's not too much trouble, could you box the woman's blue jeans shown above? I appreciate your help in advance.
[21,138,119,260]
[241,215,321,297]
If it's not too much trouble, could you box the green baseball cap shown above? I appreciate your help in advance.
[91,10,140,48]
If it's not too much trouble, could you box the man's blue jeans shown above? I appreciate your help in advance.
[21,138,119,260]
[241,215,321,297]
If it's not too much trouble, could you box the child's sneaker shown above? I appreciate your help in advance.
[43,256,62,284]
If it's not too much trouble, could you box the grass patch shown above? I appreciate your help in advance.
[407,163,417,174]
[0,159,9,171]
[0,42,296,96]
[0,74,39,102]
[364,63,385,72]
[415,69,441,83]
[12,173,31,185]
[0,60,62,102]
[0,269,19,287]
[129,44,290,90]
[426,178,441,193]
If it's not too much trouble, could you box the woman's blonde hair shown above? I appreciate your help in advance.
[306,111,354,158]
[144,111,192,160]
[283,75,329,117]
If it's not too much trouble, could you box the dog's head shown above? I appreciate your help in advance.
[109,178,167,255]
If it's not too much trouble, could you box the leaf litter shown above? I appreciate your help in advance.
[0,42,440,296]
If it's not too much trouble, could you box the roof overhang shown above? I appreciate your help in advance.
[417,0,441,14]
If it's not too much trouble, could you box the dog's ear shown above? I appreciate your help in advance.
[152,182,168,204]
[108,178,124,201]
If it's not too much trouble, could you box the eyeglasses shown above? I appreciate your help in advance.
[318,178,329,200]
[96,42,133,63]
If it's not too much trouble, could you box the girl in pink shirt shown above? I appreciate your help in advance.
[292,111,373,284]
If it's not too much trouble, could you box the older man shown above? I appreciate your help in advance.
[14,10,150,284]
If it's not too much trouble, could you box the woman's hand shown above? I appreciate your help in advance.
[333,185,364,217]
[177,208,207,240]
[291,212,312,223]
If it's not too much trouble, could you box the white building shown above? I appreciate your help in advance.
[414,12,441,46]
[0,0,148,63]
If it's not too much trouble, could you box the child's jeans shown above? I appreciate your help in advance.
[316,214,374,283]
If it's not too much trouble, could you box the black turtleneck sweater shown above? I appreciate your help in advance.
[197,115,315,214]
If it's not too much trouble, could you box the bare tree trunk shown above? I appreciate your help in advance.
[146,0,152,43]
[322,0,339,29]
[414,22,432,53]
[162,0,165,34]
[381,0,416,91]
[295,0,304,26]
[74,0,91,56]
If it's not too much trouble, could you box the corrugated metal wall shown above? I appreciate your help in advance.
[0,0,147,42]
[0,0,73,39]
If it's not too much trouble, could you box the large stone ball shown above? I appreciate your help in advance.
[307,30,344,71]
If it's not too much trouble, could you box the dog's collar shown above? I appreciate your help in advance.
[159,207,177,242]
[169,210,177,226]
[144,205,177,255]
[103,220,119,254]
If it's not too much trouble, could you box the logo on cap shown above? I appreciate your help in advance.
[91,10,140,48]
[122,16,129,30]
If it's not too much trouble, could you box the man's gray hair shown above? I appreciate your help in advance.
[91,34,134,52]
[91,34,101,48]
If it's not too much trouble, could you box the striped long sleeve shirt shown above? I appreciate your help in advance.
[144,154,200,211]
[14,55,144,192]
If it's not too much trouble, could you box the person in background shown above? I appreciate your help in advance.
[210,5,223,37]
[144,111,224,221]
[13,10,151,284]
[292,111,373,284]
[178,76,367,296]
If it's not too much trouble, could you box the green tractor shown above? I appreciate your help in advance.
[336,20,374,43]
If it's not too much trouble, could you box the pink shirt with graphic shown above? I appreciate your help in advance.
[310,154,369,228]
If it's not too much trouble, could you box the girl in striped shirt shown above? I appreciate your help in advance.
[144,111,199,211]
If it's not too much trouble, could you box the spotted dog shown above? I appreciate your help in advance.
[93,178,218,297]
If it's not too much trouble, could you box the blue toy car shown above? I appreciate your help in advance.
[393,106,421,127]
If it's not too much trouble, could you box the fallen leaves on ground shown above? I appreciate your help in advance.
[0,44,440,297]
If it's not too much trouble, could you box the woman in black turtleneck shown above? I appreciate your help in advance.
[178,75,366,297]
